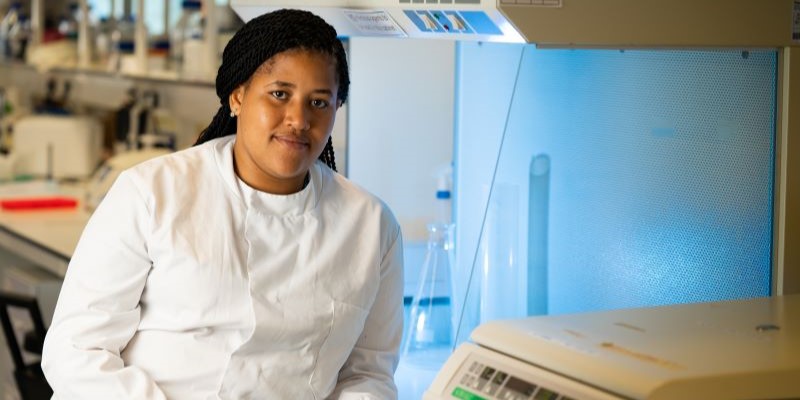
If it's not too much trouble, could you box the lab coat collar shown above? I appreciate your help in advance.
[211,135,322,216]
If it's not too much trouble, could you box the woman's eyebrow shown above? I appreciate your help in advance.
[266,80,334,96]
[266,80,295,88]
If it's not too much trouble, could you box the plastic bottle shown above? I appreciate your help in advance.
[169,0,202,75]
[6,12,29,60]
[148,37,170,72]
[0,1,22,60]
[95,16,117,66]
[435,164,453,225]
[58,2,80,41]
[108,15,135,72]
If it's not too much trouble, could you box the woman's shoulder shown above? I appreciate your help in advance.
[322,166,378,204]
[320,164,400,230]
[123,136,234,195]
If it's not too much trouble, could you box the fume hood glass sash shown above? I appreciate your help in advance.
[453,44,777,346]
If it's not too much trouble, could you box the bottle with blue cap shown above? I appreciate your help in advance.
[170,0,204,77]
[0,1,23,60]
[434,163,453,226]
[401,163,455,373]
[108,15,135,72]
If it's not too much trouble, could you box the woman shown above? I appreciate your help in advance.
[42,9,404,399]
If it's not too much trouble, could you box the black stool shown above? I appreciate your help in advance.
[0,290,53,400]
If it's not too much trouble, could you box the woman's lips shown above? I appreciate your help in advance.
[273,134,310,150]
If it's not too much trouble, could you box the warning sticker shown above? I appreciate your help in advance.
[344,10,407,37]
[793,1,800,41]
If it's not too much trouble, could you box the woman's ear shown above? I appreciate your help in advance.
[229,86,245,115]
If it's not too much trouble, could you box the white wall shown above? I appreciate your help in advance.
[347,37,455,243]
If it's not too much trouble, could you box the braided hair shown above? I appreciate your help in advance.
[194,9,349,172]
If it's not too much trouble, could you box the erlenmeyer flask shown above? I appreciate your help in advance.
[402,222,454,367]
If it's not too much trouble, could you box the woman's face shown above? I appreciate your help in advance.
[230,49,340,194]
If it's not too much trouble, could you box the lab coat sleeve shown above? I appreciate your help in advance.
[330,225,404,400]
[41,171,167,400]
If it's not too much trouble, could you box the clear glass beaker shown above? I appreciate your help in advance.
[402,222,454,367]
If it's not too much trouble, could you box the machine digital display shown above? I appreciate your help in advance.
[533,387,559,399]
[504,376,536,396]
[492,371,507,385]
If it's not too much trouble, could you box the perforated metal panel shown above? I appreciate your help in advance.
[454,45,776,321]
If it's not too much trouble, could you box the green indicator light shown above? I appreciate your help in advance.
[451,387,487,400]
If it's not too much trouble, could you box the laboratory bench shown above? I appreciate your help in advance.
[0,181,89,278]
[0,180,87,400]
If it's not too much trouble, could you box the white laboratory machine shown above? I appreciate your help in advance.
[14,115,102,180]
[425,295,800,400]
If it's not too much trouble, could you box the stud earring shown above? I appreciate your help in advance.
[230,109,236,118]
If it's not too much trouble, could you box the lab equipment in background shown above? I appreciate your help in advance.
[94,16,115,67]
[133,0,147,74]
[433,162,461,347]
[34,78,71,115]
[214,4,244,57]
[85,88,173,210]
[127,90,158,151]
[1,197,78,211]
[527,154,550,316]
[55,0,90,67]
[107,14,134,72]
[0,1,28,61]
[124,89,175,151]
[399,165,458,400]
[147,37,170,74]
[13,115,102,180]
[399,222,455,400]
[451,45,778,351]
[404,164,457,354]
[177,1,209,80]
[58,0,96,68]
[425,295,800,400]
[0,87,10,181]
[76,0,94,68]
[84,147,169,211]
[0,87,7,150]
[170,0,202,73]
[7,14,30,61]
[434,163,453,225]
[480,182,524,324]
[108,13,153,74]
[403,223,455,360]
[57,2,80,42]
[0,1,21,60]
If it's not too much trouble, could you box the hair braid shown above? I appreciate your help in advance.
[195,9,348,172]
[320,137,337,172]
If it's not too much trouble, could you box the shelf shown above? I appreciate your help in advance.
[0,60,215,88]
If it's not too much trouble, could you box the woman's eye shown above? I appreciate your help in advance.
[271,91,288,100]
[311,99,329,109]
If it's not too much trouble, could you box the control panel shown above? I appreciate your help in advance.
[454,359,572,400]
[425,343,623,400]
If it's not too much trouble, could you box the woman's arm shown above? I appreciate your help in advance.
[42,171,167,399]
[331,224,404,400]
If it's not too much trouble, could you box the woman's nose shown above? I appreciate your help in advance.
[285,101,311,131]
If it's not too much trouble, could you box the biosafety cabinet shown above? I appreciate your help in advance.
[231,1,800,399]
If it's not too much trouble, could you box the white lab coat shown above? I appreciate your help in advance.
[41,136,404,399]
